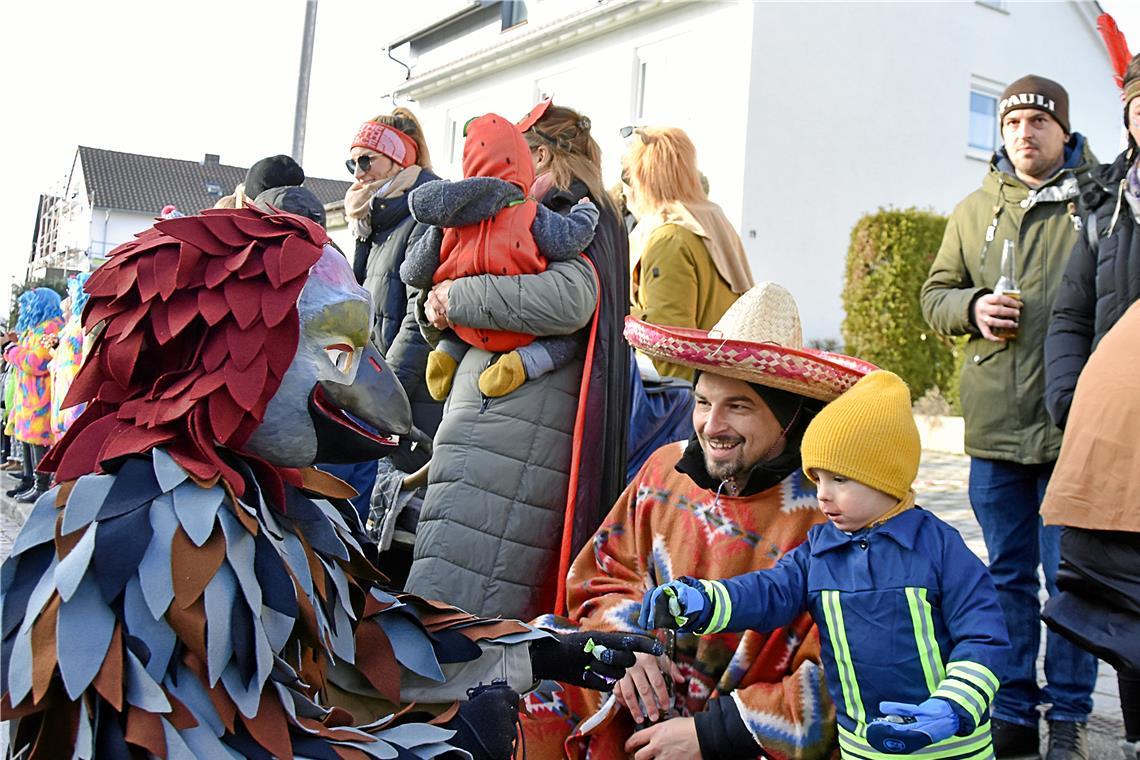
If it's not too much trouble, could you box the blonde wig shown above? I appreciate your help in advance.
[622,127,706,211]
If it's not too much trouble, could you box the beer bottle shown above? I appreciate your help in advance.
[993,240,1021,339]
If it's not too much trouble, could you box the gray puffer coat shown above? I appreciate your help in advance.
[403,257,598,620]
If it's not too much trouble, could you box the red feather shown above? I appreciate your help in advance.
[1098,13,1132,89]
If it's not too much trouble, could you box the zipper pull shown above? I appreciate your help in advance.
[480,396,490,415]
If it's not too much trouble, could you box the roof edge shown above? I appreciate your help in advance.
[392,0,691,100]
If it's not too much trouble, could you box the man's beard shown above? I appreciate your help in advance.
[703,438,749,482]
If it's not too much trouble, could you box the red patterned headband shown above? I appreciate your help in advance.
[352,121,418,168]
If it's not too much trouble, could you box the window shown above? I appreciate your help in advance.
[501,1,527,31]
[968,89,999,152]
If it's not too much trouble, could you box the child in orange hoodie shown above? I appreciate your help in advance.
[401,113,598,400]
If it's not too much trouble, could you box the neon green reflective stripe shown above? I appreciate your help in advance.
[699,580,732,634]
[932,682,984,726]
[821,590,866,731]
[838,722,993,759]
[906,587,946,695]
[946,661,1000,701]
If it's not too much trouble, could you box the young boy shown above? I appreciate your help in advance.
[640,370,1010,758]
[401,112,598,401]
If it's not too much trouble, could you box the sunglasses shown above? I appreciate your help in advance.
[620,125,644,139]
[345,154,381,175]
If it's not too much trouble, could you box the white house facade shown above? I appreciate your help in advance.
[387,0,1123,341]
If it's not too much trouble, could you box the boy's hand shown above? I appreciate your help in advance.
[638,578,711,632]
[868,698,958,753]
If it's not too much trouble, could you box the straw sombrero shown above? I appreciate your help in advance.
[624,282,877,402]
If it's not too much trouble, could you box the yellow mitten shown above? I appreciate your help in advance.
[478,352,527,398]
[426,350,459,401]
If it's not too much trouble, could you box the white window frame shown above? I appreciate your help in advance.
[967,76,1005,162]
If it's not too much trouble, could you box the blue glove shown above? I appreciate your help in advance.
[867,698,959,754]
[638,577,712,632]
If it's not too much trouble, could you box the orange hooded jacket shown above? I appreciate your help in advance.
[434,113,546,352]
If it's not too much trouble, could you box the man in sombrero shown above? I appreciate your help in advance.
[522,282,875,759]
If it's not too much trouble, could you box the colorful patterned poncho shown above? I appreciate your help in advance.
[5,318,64,447]
[48,317,88,441]
[524,441,838,759]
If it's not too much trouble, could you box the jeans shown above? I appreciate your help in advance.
[969,457,1098,725]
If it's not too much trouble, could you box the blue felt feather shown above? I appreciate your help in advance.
[254,531,297,617]
[151,447,189,492]
[54,521,98,602]
[123,576,177,682]
[376,612,445,682]
[161,717,198,760]
[60,473,116,535]
[2,544,52,638]
[172,479,225,547]
[124,648,172,712]
[96,457,162,520]
[57,575,116,700]
[92,505,153,604]
[8,488,60,557]
[218,508,261,610]
[204,563,239,686]
[139,494,178,619]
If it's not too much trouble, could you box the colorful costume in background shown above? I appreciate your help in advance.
[5,289,64,448]
[4,288,64,499]
[1,209,654,759]
[48,274,91,441]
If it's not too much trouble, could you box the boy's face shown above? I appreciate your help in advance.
[813,469,898,532]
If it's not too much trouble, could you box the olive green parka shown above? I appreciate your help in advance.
[921,136,1096,464]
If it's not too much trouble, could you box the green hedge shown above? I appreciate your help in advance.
[841,208,958,406]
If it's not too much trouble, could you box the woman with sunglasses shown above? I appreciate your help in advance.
[332,109,444,522]
[404,101,632,627]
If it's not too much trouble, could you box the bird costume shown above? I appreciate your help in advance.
[1,208,657,759]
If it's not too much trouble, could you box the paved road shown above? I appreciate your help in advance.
[1,453,1128,756]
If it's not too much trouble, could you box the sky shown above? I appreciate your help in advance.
[5,0,1140,319]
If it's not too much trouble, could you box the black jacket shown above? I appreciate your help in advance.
[1046,147,1140,428]
[353,169,444,466]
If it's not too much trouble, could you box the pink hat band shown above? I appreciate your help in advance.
[352,121,418,168]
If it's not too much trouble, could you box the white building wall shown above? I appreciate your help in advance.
[406,2,756,228]
[742,1,1123,341]
[87,209,155,261]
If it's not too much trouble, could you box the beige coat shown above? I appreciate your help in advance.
[1041,300,1140,532]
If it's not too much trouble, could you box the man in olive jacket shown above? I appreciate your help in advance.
[921,75,1098,760]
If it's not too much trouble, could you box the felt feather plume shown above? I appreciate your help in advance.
[1098,12,1133,90]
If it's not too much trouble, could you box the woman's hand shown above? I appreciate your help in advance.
[624,717,699,760]
[426,280,454,329]
[612,651,682,723]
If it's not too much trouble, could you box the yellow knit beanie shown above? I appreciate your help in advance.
[801,370,920,500]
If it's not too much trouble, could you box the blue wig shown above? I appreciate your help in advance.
[67,273,91,319]
[16,287,63,332]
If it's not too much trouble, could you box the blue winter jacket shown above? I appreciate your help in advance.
[700,507,1009,760]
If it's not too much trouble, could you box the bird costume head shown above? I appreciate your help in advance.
[42,206,411,493]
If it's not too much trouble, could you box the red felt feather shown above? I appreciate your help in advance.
[1098,13,1133,89]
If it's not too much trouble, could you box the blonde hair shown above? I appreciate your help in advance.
[369,107,432,170]
[623,127,706,210]
[523,104,608,208]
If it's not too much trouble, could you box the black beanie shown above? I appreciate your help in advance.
[692,370,806,430]
[253,185,326,228]
[244,154,305,199]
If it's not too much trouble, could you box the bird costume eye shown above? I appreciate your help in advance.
[324,343,355,374]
